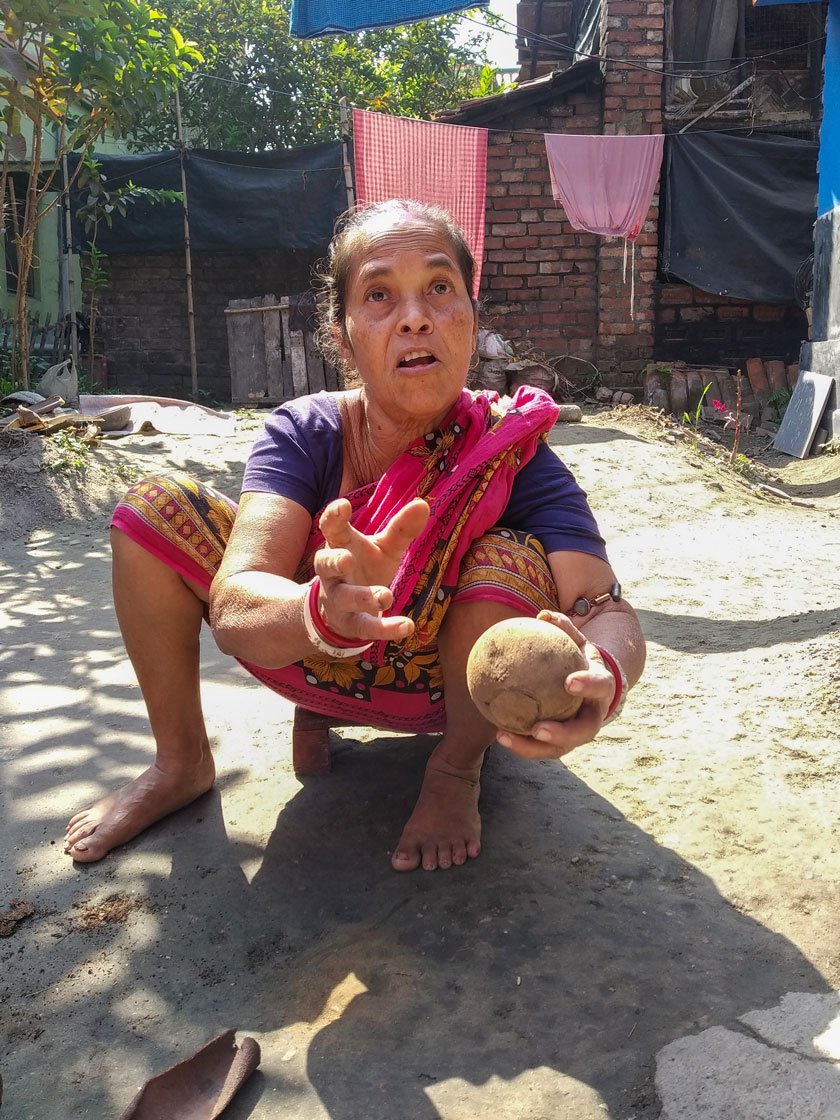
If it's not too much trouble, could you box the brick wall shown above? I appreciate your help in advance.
[479,0,666,380]
[656,283,808,367]
[598,0,664,373]
[478,90,604,369]
[95,248,319,401]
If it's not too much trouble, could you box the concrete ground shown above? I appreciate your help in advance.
[1,409,839,1119]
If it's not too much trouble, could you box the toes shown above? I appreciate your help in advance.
[65,809,92,833]
[64,820,97,849]
[391,846,421,873]
[466,837,482,859]
[438,843,461,870]
[68,839,107,864]
[421,841,439,871]
[451,838,468,866]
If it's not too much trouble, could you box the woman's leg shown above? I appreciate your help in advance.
[64,529,216,862]
[391,528,560,872]
[390,598,519,872]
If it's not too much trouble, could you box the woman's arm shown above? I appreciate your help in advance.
[209,491,430,668]
[494,549,646,760]
[209,491,318,666]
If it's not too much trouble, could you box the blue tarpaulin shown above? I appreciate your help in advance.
[290,0,487,38]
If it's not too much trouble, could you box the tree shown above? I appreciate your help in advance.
[0,0,200,386]
[126,0,495,151]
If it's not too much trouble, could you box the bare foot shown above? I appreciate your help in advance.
[391,754,483,872]
[64,750,215,863]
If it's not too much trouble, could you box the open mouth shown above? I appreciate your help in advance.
[398,350,437,370]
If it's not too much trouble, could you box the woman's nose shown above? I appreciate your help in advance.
[397,298,432,333]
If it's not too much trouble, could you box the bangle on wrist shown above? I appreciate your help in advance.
[595,645,628,724]
[302,578,373,659]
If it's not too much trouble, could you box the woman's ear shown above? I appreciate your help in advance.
[333,323,354,370]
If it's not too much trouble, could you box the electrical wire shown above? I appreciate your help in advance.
[188,69,820,142]
[464,11,826,80]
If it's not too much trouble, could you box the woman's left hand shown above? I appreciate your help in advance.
[494,610,617,761]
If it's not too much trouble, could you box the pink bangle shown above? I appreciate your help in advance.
[595,645,628,723]
[302,578,373,659]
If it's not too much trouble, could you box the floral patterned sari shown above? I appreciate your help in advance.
[111,386,560,732]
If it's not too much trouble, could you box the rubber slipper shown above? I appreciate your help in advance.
[117,1030,261,1120]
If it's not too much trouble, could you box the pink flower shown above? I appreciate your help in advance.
[712,399,727,413]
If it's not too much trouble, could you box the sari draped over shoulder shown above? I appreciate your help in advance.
[111,386,561,733]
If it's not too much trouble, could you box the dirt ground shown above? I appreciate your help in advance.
[1,402,839,1120]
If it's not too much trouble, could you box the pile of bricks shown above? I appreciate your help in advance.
[643,358,800,427]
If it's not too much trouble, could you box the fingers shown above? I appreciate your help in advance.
[536,608,587,648]
[373,498,430,561]
[318,498,356,550]
[333,611,414,643]
[495,699,604,760]
[310,577,412,644]
[317,579,394,617]
[313,546,355,582]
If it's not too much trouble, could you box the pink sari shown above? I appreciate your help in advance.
[112,386,560,732]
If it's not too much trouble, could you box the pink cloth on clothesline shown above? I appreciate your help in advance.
[353,109,488,296]
[543,133,665,240]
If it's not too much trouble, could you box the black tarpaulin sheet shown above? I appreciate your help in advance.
[662,131,818,304]
[70,142,345,255]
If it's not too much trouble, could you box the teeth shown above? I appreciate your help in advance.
[401,350,433,362]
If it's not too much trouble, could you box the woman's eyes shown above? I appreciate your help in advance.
[364,280,452,302]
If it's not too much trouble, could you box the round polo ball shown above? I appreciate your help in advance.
[466,617,587,735]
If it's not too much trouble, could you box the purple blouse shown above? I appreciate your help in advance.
[242,392,608,561]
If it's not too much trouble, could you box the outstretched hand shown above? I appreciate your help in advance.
[312,497,430,644]
[494,610,617,760]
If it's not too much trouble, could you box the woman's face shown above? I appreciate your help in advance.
[339,217,478,430]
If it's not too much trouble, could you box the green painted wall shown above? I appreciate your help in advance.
[1,124,131,323]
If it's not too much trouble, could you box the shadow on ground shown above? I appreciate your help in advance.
[0,444,836,1120]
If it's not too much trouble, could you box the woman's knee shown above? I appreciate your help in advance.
[451,527,559,617]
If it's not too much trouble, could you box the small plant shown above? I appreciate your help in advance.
[767,386,791,416]
[711,370,746,467]
[48,430,90,473]
[682,383,711,429]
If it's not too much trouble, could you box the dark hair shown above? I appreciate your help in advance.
[315,199,476,372]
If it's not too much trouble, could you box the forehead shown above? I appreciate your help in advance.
[347,217,461,281]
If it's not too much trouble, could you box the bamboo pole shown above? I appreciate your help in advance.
[60,150,80,378]
[338,97,356,212]
[174,87,199,398]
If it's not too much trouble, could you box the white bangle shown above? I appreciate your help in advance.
[301,582,374,659]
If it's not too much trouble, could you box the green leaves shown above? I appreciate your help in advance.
[128,0,493,150]
[0,0,200,149]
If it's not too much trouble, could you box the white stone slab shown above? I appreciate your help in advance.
[773,371,835,458]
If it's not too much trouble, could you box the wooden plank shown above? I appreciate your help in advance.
[303,331,326,394]
[245,296,269,401]
[279,302,296,400]
[226,297,268,403]
[261,293,284,402]
[289,329,309,397]
[324,359,340,391]
[280,300,309,400]
[225,298,246,403]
